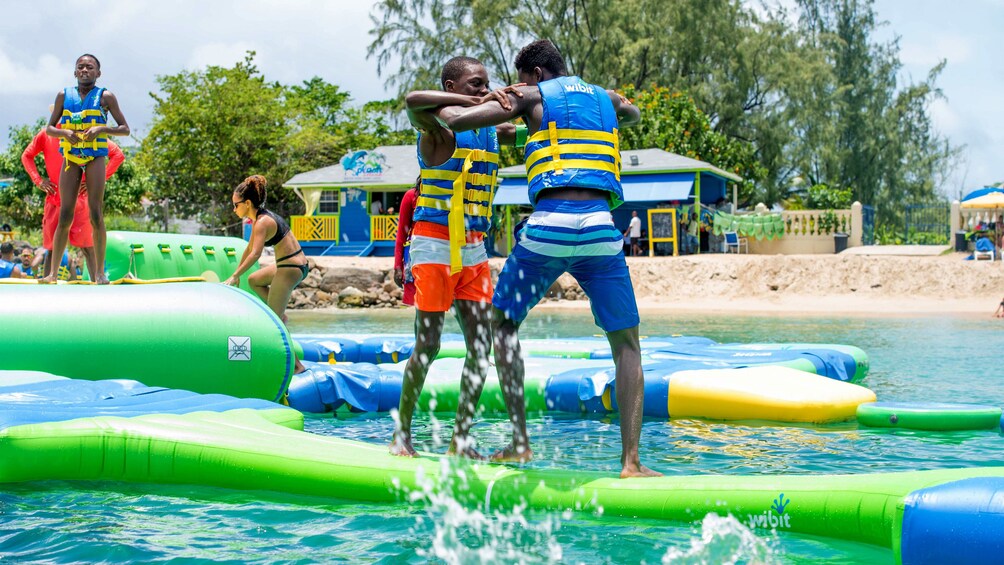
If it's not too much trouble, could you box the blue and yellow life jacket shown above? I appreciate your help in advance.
[525,76,623,208]
[0,259,15,279]
[59,86,108,168]
[414,127,500,273]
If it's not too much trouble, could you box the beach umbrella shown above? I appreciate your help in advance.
[961,186,1004,202]
[960,192,1004,209]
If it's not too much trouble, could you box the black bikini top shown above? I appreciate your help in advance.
[260,209,291,247]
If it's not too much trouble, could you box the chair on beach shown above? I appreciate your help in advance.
[974,237,995,261]
[724,231,748,254]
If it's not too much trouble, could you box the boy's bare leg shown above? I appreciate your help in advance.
[390,309,445,457]
[447,299,491,459]
[490,308,532,462]
[41,165,83,283]
[607,326,662,478]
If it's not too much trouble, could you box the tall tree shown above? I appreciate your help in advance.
[139,53,415,234]
[139,53,289,233]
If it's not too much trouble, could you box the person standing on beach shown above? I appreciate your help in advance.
[41,54,130,284]
[625,210,642,256]
[435,39,661,478]
[393,178,421,306]
[22,112,125,280]
[389,56,522,459]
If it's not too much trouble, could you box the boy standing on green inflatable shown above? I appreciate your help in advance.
[435,40,661,478]
[41,54,130,284]
[389,56,521,460]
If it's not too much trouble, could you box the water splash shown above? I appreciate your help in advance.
[661,513,778,565]
[403,458,564,565]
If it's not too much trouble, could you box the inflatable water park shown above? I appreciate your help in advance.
[2,232,1002,563]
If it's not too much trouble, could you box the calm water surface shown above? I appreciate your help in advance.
[2,308,1001,564]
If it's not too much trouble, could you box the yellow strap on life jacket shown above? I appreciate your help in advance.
[528,158,621,182]
[527,127,619,144]
[447,149,484,274]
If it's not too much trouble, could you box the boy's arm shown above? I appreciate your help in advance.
[607,90,641,127]
[405,91,482,132]
[86,91,130,141]
[46,91,79,143]
[437,86,536,132]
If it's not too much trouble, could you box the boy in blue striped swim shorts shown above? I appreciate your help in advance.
[437,39,661,478]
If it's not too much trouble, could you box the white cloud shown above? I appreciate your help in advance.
[0,50,68,95]
[187,42,258,71]
[900,35,974,67]
[929,98,962,134]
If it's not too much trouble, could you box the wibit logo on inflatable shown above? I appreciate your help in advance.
[342,150,386,179]
[746,493,792,530]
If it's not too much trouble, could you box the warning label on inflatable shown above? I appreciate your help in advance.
[228,336,251,361]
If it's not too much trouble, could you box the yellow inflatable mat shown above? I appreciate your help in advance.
[668,365,876,423]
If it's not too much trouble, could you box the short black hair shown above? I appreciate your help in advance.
[0,242,13,255]
[441,56,482,89]
[515,40,567,76]
[78,53,101,69]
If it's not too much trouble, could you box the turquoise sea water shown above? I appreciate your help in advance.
[2,309,1002,564]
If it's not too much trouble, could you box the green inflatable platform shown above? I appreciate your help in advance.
[103,231,258,291]
[0,282,293,401]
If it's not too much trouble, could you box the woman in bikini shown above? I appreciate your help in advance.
[226,176,309,370]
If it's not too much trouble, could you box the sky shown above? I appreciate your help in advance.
[1,0,1000,198]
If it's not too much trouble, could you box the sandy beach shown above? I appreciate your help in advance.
[300,249,1004,317]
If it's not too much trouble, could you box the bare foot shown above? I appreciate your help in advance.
[620,464,663,479]
[95,275,110,285]
[490,443,533,463]
[38,275,57,284]
[389,435,419,457]
[446,441,485,461]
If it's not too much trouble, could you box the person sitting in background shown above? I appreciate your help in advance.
[0,243,24,278]
[18,246,34,277]
[370,199,384,216]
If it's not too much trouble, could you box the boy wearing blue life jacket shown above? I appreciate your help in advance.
[389,57,522,460]
[0,243,24,279]
[41,54,130,284]
[436,40,661,478]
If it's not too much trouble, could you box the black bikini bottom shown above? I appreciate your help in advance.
[275,248,308,282]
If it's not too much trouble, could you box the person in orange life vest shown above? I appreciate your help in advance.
[22,118,125,280]
[389,56,522,460]
[393,177,422,306]
[436,39,661,478]
[41,54,130,284]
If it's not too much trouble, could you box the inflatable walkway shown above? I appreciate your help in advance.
[288,357,877,423]
[1,373,1001,564]
[293,334,868,383]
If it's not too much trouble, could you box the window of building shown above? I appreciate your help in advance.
[318,190,340,214]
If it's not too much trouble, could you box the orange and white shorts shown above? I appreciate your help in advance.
[409,221,493,312]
